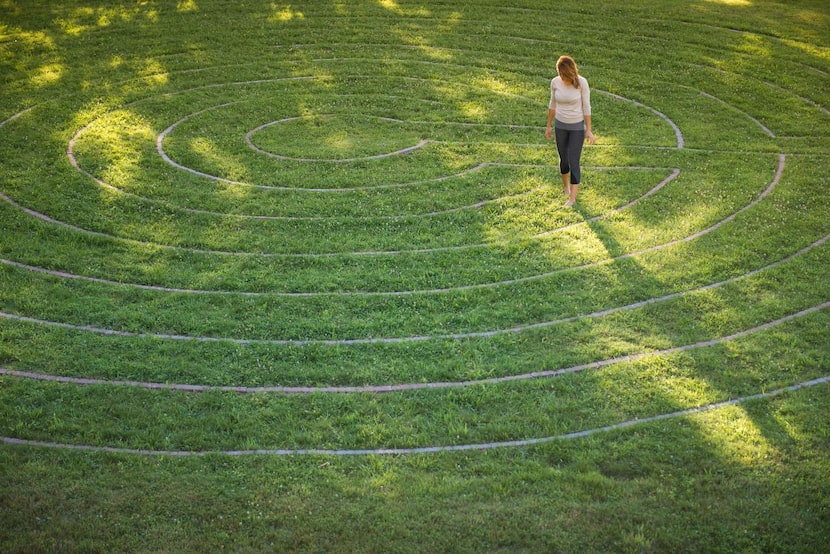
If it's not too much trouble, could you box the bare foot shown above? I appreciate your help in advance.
[564,199,575,207]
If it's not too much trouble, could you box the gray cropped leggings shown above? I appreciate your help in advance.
[554,126,586,185]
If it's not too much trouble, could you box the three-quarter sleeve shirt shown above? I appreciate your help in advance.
[549,75,591,125]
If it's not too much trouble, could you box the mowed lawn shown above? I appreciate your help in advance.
[1,0,828,552]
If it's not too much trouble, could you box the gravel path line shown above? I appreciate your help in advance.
[1,301,826,392]
[2,375,827,457]
[2,225,823,348]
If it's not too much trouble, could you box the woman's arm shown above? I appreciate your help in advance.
[545,108,555,140]
[581,78,595,144]
[545,79,557,140]
[584,115,595,144]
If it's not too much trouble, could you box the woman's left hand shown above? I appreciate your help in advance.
[586,131,596,144]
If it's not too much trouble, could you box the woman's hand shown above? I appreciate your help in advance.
[545,126,553,140]
[586,130,596,144]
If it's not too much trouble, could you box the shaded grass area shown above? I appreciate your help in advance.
[1,244,828,387]
[2,386,828,553]
[1,312,828,451]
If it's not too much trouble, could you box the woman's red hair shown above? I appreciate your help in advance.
[556,55,580,89]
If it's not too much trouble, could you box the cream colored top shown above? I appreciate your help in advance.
[549,75,591,124]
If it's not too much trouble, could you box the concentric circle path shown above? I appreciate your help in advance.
[0,2,827,459]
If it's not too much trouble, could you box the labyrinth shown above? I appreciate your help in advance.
[1,0,829,551]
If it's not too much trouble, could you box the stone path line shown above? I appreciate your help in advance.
[2,375,827,457]
[1,301,827,393]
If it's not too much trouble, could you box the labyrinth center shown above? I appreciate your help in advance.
[0,7,828,456]
[69,73,682,259]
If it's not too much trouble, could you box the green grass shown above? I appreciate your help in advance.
[1,0,829,552]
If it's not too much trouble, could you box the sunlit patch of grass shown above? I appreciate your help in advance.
[268,4,304,22]
[377,0,432,17]
[56,6,148,35]
[177,0,199,13]
[29,62,63,87]
[703,0,751,6]
[696,404,783,465]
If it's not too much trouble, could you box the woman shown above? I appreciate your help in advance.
[545,55,595,207]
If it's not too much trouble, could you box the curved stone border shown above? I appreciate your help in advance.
[67,74,685,192]
[0,154,784,267]
[2,375,827,457]
[0,106,34,129]
[1,16,826,460]
[244,114,430,162]
[0,233,824,346]
[2,226,825,308]
[65,101,679,221]
[284,22,829,99]
[66,158,675,222]
[598,91,684,148]
[0,156,786,307]
[65,152,682,221]
[697,90,775,138]
[0,166,681,299]
[2,301,826,392]
[14,71,776,261]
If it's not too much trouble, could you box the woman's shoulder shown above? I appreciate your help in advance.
[578,75,589,87]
